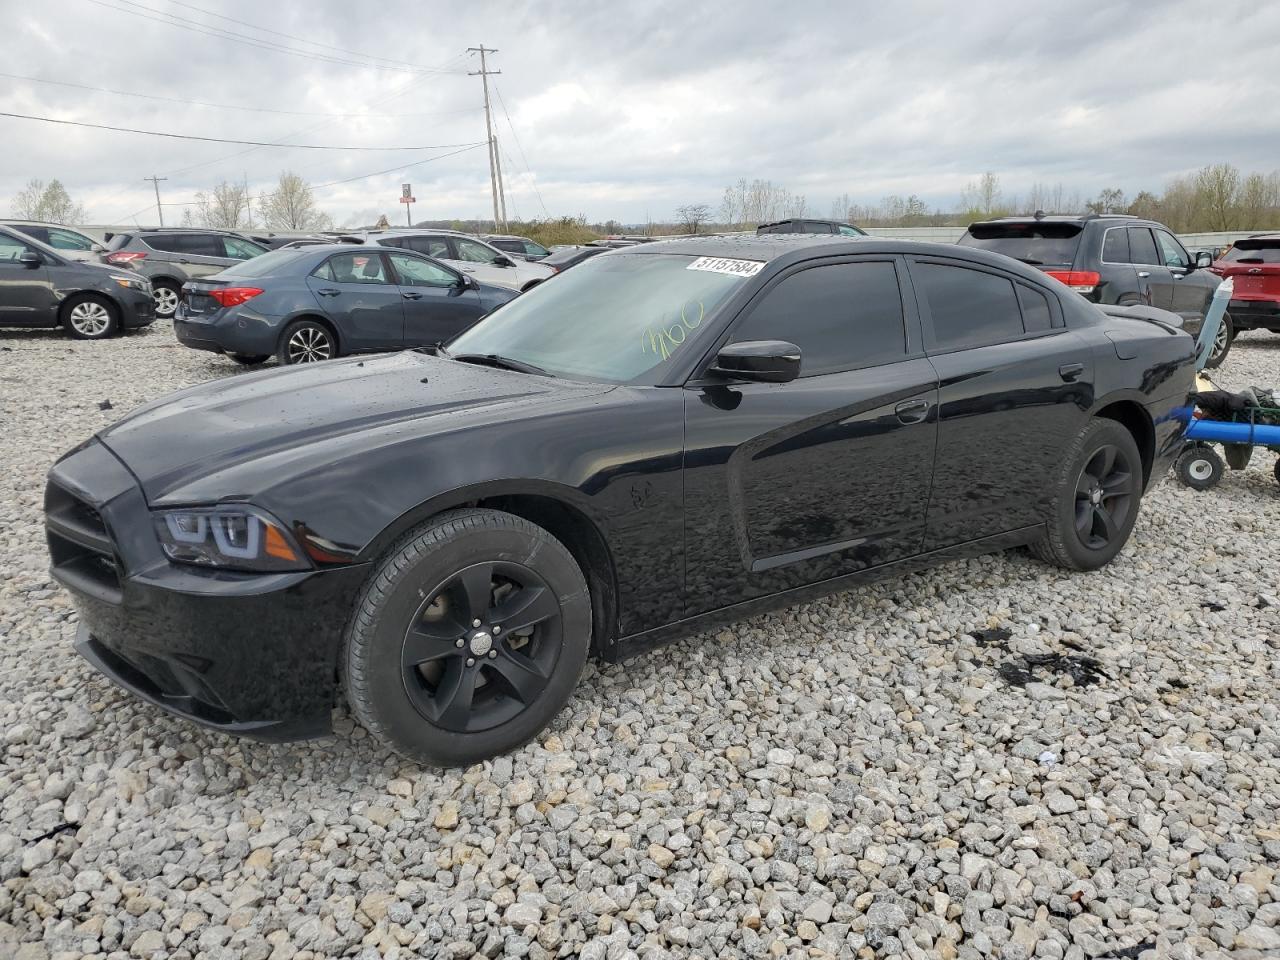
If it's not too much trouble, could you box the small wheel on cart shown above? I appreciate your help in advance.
[1176,444,1224,490]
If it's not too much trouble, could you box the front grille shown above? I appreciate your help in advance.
[45,482,123,603]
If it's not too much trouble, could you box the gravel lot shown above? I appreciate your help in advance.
[2,324,1279,960]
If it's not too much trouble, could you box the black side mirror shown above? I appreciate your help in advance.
[455,273,476,289]
[18,251,41,269]
[1194,251,1212,269]
[493,255,516,268]
[709,340,801,383]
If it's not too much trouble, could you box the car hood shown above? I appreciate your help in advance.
[97,351,611,502]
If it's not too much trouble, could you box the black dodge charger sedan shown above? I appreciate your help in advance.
[46,235,1196,764]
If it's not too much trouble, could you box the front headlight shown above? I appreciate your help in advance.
[111,274,148,290]
[154,507,310,572]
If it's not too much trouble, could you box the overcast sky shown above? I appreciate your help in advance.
[6,0,1280,227]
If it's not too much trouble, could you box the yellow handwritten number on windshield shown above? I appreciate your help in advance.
[641,301,706,361]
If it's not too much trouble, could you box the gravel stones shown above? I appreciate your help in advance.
[2,329,1280,957]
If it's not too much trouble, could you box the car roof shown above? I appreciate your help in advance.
[483,234,533,241]
[0,218,85,228]
[623,234,1059,282]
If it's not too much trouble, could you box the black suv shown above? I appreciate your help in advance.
[959,214,1230,366]
[757,218,867,237]
[103,229,269,319]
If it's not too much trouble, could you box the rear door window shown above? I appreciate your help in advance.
[143,234,188,254]
[454,237,498,263]
[801,221,833,234]
[958,222,1082,267]
[408,236,452,259]
[326,252,390,283]
[914,261,1025,351]
[1102,228,1131,263]
[1127,228,1160,266]
[222,236,267,260]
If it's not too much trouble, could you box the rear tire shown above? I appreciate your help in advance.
[1204,312,1234,368]
[62,294,119,340]
[1176,444,1224,490]
[1030,419,1144,570]
[277,319,335,365]
[342,509,591,766]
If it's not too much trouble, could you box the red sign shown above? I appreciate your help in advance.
[399,196,415,203]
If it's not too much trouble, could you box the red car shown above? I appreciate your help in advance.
[1211,234,1280,333]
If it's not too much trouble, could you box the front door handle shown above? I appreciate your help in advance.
[402,291,423,300]
[894,398,930,424]
[316,288,340,297]
[1059,362,1085,382]
[1137,271,1151,278]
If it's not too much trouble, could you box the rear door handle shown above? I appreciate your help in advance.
[402,291,423,300]
[894,398,930,424]
[1059,362,1085,382]
[1137,271,1151,278]
[316,288,340,297]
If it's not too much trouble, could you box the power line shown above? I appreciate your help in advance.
[0,71,481,120]
[150,142,489,209]
[85,0,469,75]
[493,84,549,220]
[162,0,448,74]
[0,111,484,151]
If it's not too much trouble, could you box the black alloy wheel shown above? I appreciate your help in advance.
[402,561,562,733]
[1031,418,1144,570]
[1073,443,1136,550]
[343,508,591,765]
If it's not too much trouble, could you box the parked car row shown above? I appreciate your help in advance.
[5,213,1277,374]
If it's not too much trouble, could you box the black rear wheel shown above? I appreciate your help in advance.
[343,509,590,765]
[1031,419,1144,570]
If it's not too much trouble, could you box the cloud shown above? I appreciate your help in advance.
[4,0,1279,226]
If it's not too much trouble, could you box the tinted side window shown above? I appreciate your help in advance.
[1102,228,1130,263]
[188,235,226,257]
[1154,230,1189,269]
[17,226,50,244]
[454,238,498,263]
[328,253,389,283]
[730,261,906,376]
[1016,284,1053,332]
[143,234,187,254]
[1128,228,1159,266]
[222,236,267,259]
[801,221,832,234]
[409,237,451,259]
[915,262,1024,351]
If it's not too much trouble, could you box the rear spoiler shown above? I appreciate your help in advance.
[1098,303,1184,334]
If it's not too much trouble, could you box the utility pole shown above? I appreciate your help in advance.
[467,45,504,232]
[144,175,167,227]
[243,172,253,228]
[494,135,508,228]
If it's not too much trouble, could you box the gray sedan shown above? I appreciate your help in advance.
[173,244,519,365]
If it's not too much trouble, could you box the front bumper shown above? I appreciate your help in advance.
[118,288,155,329]
[46,439,370,741]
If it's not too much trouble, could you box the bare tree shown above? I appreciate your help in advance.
[11,178,88,223]
[190,181,251,229]
[258,171,332,230]
[676,203,711,234]
[1087,187,1126,215]
[1196,163,1241,231]
[960,172,1005,219]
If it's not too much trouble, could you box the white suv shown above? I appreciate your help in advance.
[366,230,554,291]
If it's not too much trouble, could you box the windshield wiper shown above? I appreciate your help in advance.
[450,352,550,376]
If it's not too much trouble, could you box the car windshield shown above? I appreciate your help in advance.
[217,248,309,278]
[959,222,1083,265]
[1224,241,1280,263]
[446,253,753,383]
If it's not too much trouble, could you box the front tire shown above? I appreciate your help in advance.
[151,280,181,320]
[277,319,335,364]
[1031,419,1144,570]
[62,294,119,340]
[343,509,591,766]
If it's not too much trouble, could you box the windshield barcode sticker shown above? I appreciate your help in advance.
[687,256,764,278]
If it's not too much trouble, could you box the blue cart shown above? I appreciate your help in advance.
[1177,399,1280,489]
